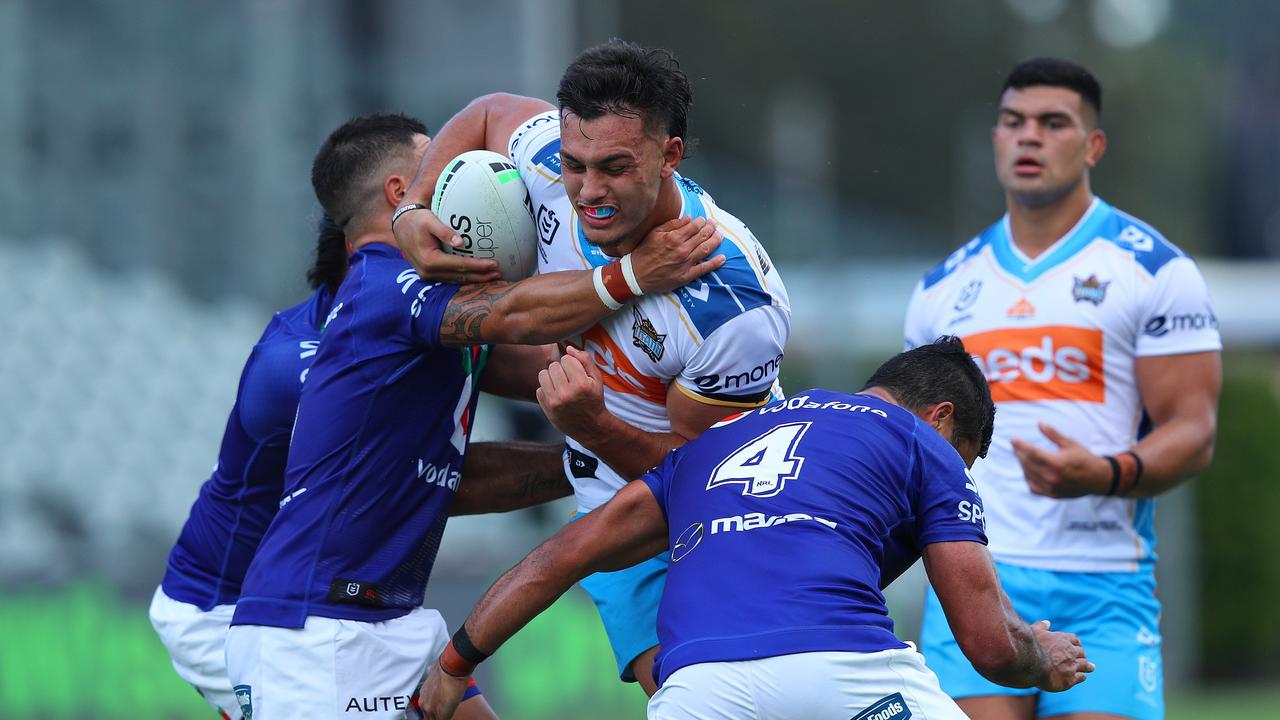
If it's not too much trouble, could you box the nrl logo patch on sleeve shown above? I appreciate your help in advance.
[851,692,911,720]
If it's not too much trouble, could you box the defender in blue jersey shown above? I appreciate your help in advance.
[418,338,1095,720]
[149,215,348,720]
[150,206,573,719]
[224,115,724,720]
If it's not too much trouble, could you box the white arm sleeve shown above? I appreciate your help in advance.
[508,111,562,200]
[1134,257,1222,357]
[675,305,790,407]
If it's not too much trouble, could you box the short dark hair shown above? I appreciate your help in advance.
[557,39,694,151]
[311,113,429,228]
[306,214,348,293]
[861,336,996,458]
[1002,57,1102,121]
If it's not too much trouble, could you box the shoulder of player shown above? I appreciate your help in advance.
[665,254,785,342]
[330,247,457,332]
[511,112,563,182]
[919,220,1000,292]
[908,414,968,468]
[1092,201,1190,276]
[265,286,336,340]
[508,110,559,155]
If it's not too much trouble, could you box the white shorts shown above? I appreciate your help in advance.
[148,586,241,720]
[647,647,967,720]
[225,607,450,720]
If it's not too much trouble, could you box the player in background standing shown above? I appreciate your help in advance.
[393,40,791,695]
[224,112,723,719]
[416,338,1094,720]
[905,59,1221,720]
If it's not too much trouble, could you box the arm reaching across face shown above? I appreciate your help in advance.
[418,480,669,718]
[436,216,724,348]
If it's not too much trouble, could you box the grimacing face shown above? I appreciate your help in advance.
[992,85,1103,209]
[558,110,679,254]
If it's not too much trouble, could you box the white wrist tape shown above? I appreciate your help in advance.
[619,253,644,296]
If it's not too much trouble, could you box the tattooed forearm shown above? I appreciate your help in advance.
[513,469,573,507]
[451,442,570,516]
[439,281,517,347]
[452,470,571,516]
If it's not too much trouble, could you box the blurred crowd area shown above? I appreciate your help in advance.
[1,1,1279,718]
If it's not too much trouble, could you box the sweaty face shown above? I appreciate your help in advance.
[559,111,671,254]
[992,86,1099,209]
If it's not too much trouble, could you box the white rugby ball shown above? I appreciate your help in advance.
[431,150,537,281]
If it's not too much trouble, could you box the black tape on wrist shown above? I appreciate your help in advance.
[1104,455,1121,496]
[452,625,490,666]
[1125,450,1145,489]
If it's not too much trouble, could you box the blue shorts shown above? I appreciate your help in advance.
[571,511,668,683]
[920,561,1163,719]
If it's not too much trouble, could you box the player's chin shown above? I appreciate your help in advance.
[582,226,629,255]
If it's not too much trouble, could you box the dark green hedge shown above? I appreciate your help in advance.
[1195,353,1280,680]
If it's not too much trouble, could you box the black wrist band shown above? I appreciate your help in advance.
[452,625,490,665]
[1104,455,1121,496]
[391,203,428,228]
[1125,450,1145,489]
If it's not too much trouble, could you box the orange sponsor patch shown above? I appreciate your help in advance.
[963,326,1105,403]
[572,324,668,405]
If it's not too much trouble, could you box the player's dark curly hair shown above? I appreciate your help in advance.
[861,336,996,459]
[557,39,695,156]
[311,113,429,228]
[306,213,348,293]
[1002,57,1102,122]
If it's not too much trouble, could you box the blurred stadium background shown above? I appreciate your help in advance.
[1,0,1278,717]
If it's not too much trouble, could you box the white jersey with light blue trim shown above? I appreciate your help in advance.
[904,197,1221,572]
[510,111,791,512]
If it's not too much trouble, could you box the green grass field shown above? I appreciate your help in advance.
[1167,688,1280,719]
[2,582,1276,719]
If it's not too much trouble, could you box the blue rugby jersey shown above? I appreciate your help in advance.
[161,286,334,610]
[640,389,988,686]
[231,242,486,628]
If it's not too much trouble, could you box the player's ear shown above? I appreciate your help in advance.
[1085,128,1106,168]
[384,173,410,210]
[923,401,956,436]
[660,136,683,178]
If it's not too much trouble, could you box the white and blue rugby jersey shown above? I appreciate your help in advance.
[162,286,334,610]
[510,112,791,510]
[905,197,1221,572]
[640,389,987,687]
[232,243,486,628]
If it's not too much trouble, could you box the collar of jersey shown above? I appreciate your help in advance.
[990,197,1107,284]
[573,172,709,269]
[357,241,402,258]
